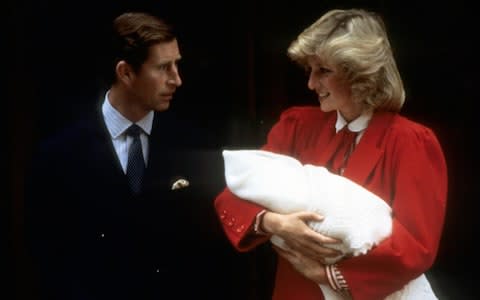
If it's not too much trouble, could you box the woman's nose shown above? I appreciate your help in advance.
[307,72,316,90]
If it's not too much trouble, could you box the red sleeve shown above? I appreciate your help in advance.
[261,106,301,154]
[214,107,301,251]
[340,125,448,300]
[214,188,267,251]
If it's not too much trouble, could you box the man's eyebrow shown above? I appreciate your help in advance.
[159,57,182,64]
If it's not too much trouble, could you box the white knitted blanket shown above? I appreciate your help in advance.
[223,149,437,300]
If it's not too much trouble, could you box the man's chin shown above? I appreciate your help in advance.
[155,102,171,112]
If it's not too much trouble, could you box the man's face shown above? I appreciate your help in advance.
[130,39,182,112]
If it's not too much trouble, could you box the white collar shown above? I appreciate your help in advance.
[335,110,373,133]
[102,91,154,138]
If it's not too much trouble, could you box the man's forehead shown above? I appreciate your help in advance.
[148,41,181,62]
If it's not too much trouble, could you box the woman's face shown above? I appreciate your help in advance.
[306,55,362,121]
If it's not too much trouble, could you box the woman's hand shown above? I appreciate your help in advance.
[273,244,328,284]
[261,211,341,263]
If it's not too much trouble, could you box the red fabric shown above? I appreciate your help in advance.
[328,127,358,175]
[214,106,447,300]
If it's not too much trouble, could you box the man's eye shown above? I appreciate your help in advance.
[158,65,169,70]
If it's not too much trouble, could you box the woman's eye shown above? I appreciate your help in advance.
[319,67,332,74]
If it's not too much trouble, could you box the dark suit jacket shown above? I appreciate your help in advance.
[24,107,262,299]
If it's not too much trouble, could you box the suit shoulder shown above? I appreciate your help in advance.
[153,110,220,149]
[34,113,102,157]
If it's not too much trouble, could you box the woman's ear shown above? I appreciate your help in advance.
[115,60,135,86]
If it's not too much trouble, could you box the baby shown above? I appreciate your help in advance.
[223,149,437,300]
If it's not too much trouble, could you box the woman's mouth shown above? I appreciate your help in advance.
[318,92,330,100]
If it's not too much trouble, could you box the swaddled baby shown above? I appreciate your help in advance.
[223,149,391,260]
[222,149,437,300]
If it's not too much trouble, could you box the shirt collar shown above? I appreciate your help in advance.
[335,110,373,133]
[102,91,154,138]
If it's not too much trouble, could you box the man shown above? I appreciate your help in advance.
[25,12,253,299]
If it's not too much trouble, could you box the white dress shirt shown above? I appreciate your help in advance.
[101,91,154,173]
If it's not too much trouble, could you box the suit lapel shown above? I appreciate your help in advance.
[143,112,178,192]
[89,110,129,188]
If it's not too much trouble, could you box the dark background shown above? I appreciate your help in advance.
[5,0,477,299]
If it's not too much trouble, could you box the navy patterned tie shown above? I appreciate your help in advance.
[126,124,145,195]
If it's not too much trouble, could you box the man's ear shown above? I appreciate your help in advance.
[115,60,135,85]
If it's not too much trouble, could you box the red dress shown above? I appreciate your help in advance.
[214,106,447,300]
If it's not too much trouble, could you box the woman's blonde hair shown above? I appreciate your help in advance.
[288,9,405,112]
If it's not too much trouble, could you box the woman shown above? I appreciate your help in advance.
[214,8,447,300]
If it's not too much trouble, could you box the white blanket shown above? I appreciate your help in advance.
[222,149,437,300]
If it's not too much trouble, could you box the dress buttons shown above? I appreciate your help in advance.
[236,225,245,233]
[220,210,227,220]
[227,217,236,227]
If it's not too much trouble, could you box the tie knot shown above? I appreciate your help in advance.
[126,124,143,137]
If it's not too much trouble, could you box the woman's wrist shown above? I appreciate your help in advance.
[254,210,269,235]
[261,211,280,234]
